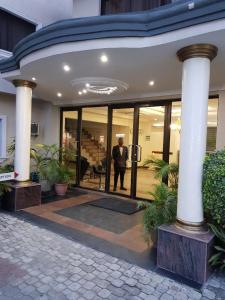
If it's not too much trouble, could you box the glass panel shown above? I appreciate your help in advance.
[80,107,108,191]
[110,108,134,196]
[169,98,219,164]
[136,106,165,200]
[61,111,78,184]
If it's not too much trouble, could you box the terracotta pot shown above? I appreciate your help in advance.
[55,183,68,196]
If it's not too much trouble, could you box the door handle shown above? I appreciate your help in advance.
[133,145,142,163]
[128,144,134,162]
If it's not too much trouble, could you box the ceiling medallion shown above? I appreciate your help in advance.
[71,77,129,96]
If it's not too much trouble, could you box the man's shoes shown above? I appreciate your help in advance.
[113,187,117,192]
[120,187,127,191]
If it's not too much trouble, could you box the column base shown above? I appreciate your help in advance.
[157,224,214,284]
[1,181,41,211]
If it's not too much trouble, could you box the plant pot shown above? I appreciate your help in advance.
[55,183,68,196]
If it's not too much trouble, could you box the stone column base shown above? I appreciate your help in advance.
[157,224,214,284]
[1,181,41,211]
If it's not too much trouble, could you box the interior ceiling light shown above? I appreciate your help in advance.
[32,77,36,81]
[57,92,62,97]
[78,91,82,95]
[100,54,108,63]
[82,89,87,94]
[85,83,90,88]
[149,80,155,86]
[63,65,70,72]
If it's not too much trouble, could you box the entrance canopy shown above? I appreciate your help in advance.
[0,0,225,105]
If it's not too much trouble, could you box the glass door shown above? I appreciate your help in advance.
[61,109,80,185]
[135,105,167,200]
[109,107,134,196]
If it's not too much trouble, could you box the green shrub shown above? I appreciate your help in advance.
[203,150,225,228]
[209,224,225,271]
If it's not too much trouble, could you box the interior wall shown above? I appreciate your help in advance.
[0,93,60,157]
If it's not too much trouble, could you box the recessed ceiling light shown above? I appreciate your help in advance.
[100,54,108,63]
[57,92,62,97]
[82,89,87,94]
[149,81,155,86]
[85,83,90,88]
[154,118,158,121]
[78,91,83,95]
[32,77,36,81]
[63,65,70,72]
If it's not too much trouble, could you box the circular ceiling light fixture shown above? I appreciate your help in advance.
[72,77,128,96]
[57,92,62,97]
[63,64,70,72]
[100,54,108,63]
[149,80,155,86]
[32,77,36,81]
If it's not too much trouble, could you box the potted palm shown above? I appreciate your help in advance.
[53,163,73,196]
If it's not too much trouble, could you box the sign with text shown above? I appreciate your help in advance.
[0,172,18,182]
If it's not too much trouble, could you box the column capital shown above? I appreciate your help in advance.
[177,44,218,62]
[12,79,36,89]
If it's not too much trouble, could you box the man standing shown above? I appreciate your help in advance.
[112,137,128,191]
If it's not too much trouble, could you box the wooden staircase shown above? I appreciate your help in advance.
[81,129,106,165]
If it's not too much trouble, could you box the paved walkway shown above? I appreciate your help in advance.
[0,212,224,300]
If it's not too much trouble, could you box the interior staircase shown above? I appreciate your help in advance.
[81,128,106,166]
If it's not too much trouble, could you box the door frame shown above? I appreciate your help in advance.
[60,98,178,199]
[107,101,173,199]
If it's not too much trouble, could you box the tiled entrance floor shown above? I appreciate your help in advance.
[18,189,153,269]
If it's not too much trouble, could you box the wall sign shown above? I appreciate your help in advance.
[0,172,18,182]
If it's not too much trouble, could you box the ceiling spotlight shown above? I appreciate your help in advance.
[85,83,90,88]
[63,65,70,72]
[78,91,82,95]
[32,77,36,81]
[100,54,108,63]
[149,81,155,86]
[57,92,62,97]
[82,89,87,94]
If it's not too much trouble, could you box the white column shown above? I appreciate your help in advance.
[13,80,36,181]
[176,44,217,228]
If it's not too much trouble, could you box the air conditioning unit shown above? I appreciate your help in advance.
[31,123,39,136]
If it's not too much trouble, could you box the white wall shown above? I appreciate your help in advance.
[0,93,60,159]
[73,0,101,18]
[0,0,73,26]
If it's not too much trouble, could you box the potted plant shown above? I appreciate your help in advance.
[51,163,73,196]
[139,158,178,246]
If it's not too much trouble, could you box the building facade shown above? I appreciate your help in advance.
[1,0,225,283]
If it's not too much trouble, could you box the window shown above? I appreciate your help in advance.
[101,0,171,15]
[0,9,36,52]
[0,116,7,159]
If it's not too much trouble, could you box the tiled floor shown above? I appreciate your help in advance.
[21,189,152,268]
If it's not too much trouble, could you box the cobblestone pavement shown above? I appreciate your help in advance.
[0,212,224,300]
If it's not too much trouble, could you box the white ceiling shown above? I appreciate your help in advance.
[3,20,225,106]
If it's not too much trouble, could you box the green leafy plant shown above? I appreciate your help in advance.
[209,224,225,271]
[30,144,74,186]
[139,159,178,243]
[203,150,225,229]
[144,158,179,189]
[139,183,177,235]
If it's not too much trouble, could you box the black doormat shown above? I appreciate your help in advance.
[42,189,88,204]
[87,197,143,215]
[56,204,143,234]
